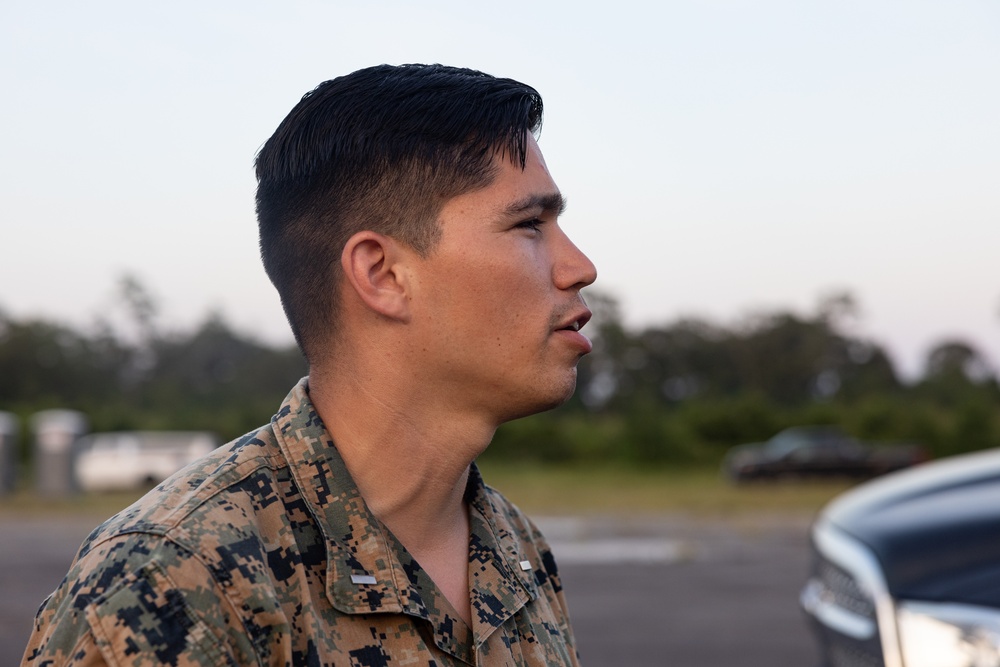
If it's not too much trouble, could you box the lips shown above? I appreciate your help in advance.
[554,308,594,354]
[555,308,592,333]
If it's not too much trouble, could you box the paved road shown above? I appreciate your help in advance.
[2,513,818,666]
[543,515,819,666]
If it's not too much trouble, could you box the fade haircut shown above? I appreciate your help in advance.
[255,64,544,362]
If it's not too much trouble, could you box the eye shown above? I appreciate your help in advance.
[516,218,544,235]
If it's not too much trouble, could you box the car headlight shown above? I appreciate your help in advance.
[897,600,1000,667]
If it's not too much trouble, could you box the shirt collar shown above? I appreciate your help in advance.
[271,378,538,655]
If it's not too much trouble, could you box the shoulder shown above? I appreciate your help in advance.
[25,530,248,666]
[24,421,294,665]
[81,417,306,599]
[84,421,287,549]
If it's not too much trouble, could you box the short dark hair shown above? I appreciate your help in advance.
[255,64,544,362]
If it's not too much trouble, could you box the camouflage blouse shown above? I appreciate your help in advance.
[23,379,580,666]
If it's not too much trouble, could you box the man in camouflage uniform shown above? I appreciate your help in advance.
[23,64,597,666]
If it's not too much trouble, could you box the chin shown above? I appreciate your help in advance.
[497,375,577,423]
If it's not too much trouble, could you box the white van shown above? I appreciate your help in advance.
[75,431,218,492]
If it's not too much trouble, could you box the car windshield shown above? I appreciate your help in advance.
[765,427,850,457]
[765,434,805,457]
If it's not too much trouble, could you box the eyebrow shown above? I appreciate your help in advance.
[502,192,567,218]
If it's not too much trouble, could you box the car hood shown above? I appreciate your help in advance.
[823,448,1000,606]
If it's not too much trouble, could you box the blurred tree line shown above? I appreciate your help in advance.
[1,279,998,467]
[0,277,307,452]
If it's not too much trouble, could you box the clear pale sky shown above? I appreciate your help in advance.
[2,1,998,378]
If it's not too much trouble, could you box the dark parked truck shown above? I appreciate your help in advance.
[722,426,928,482]
[801,448,1000,667]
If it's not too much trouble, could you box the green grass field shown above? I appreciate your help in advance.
[0,464,855,519]
[477,462,855,516]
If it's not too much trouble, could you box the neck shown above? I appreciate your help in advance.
[307,361,495,553]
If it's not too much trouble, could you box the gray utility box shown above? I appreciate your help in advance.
[31,410,88,496]
[0,411,17,494]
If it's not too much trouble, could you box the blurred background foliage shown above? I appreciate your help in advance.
[1,278,998,468]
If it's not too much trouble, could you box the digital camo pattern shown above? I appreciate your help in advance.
[22,379,580,666]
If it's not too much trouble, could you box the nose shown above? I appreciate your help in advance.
[553,225,597,291]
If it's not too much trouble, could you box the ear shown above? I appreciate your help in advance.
[340,231,411,322]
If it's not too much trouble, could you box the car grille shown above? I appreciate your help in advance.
[817,559,876,620]
[805,551,886,667]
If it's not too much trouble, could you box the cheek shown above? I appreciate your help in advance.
[489,244,550,287]
[482,262,552,347]
[433,246,551,338]
[478,255,548,310]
